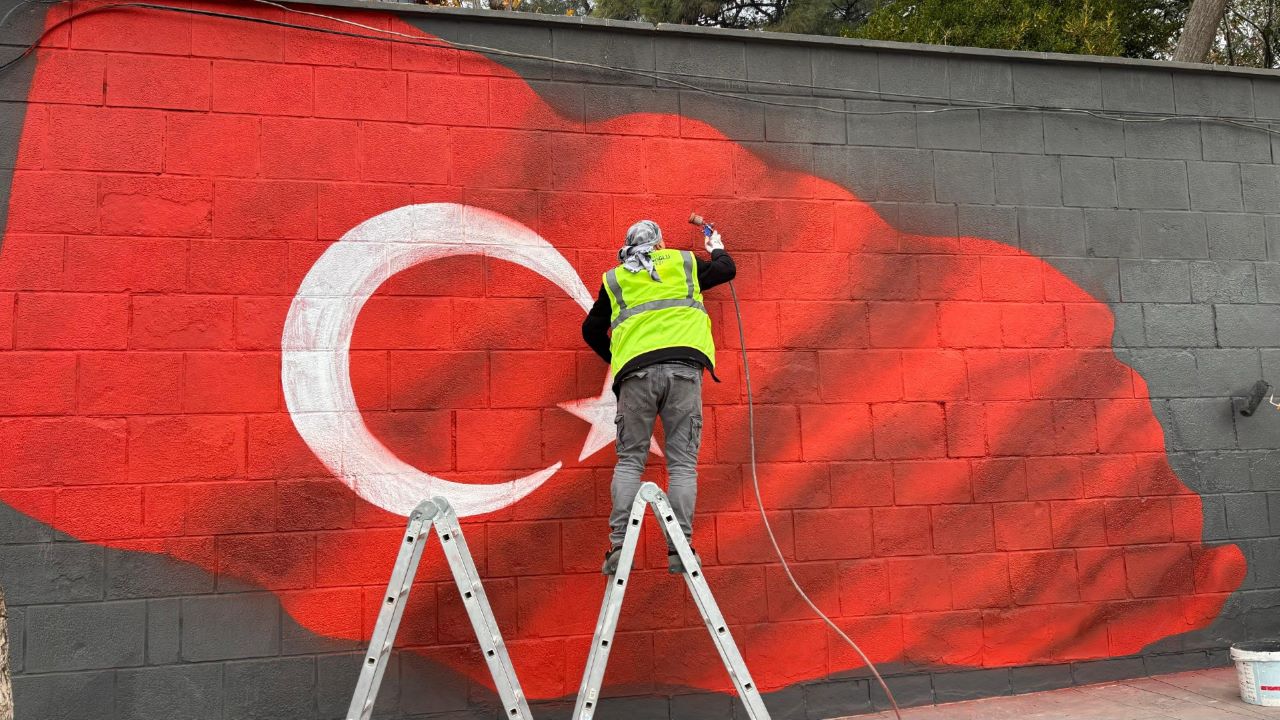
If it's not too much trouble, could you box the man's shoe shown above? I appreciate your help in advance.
[602,545,622,575]
[667,546,699,575]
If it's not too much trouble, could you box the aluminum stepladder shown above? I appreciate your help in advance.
[573,481,771,720]
[346,497,531,720]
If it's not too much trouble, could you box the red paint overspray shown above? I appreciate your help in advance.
[0,1,1247,700]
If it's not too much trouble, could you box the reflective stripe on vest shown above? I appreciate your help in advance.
[606,253,704,330]
[610,297,707,330]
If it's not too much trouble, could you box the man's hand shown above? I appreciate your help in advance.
[704,230,724,253]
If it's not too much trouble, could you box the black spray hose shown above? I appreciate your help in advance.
[727,280,903,719]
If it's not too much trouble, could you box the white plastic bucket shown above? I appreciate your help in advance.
[1231,641,1280,706]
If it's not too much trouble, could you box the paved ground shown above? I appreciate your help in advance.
[843,668,1280,719]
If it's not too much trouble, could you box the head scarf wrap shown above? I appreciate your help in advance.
[619,220,663,282]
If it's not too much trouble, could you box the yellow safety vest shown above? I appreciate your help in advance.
[604,249,715,377]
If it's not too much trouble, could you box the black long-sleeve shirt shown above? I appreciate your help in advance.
[582,248,736,389]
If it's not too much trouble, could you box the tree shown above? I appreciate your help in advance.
[1174,0,1230,59]
[578,0,1275,68]
[1117,0,1195,56]
[849,0,1189,58]
[517,0,594,14]
[1210,0,1280,67]
[588,0,874,35]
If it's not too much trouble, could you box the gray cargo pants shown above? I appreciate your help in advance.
[610,361,703,548]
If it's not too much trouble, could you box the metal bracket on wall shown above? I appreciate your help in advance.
[346,497,532,720]
[573,481,772,720]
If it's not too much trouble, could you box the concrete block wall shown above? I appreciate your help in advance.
[0,0,1277,717]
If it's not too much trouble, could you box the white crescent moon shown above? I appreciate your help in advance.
[281,203,596,517]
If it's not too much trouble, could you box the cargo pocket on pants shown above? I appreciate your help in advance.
[672,368,698,383]
[614,414,624,454]
[690,414,703,456]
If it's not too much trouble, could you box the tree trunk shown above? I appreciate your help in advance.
[0,586,11,720]
[1174,0,1230,62]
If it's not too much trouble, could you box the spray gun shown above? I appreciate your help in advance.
[688,212,713,237]
[688,213,723,252]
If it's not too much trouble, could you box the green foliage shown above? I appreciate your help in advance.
[1116,0,1193,56]
[516,0,594,14]
[575,0,1272,68]
[854,0,1120,55]
[577,0,1192,49]
[849,0,1189,58]
[588,0,873,34]
[590,0,717,25]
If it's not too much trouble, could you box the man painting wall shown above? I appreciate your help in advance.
[581,220,735,575]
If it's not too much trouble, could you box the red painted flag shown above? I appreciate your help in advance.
[0,1,1246,700]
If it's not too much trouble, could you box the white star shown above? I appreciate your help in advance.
[558,375,663,461]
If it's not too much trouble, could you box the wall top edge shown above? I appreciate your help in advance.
[300,0,1280,80]
[294,0,1280,79]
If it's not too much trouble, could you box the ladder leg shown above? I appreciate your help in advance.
[571,489,650,720]
[432,498,534,720]
[346,500,438,720]
[644,486,772,720]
